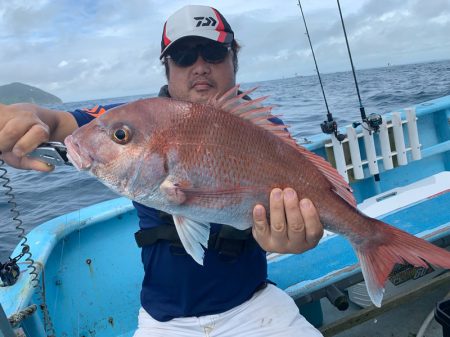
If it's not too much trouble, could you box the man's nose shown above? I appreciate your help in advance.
[192,56,211,75]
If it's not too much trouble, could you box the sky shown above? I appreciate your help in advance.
[1,0,449,102]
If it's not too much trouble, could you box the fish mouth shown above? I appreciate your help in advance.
[64,135,93,171]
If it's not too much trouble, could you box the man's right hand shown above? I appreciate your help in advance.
[0,103,77,171]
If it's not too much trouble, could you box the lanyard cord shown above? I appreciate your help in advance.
[0,159,56,336]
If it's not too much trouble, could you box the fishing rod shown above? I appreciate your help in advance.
[297,0,345,141]
[336,0,382,132]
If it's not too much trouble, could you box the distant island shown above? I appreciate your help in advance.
[0,82,62,105]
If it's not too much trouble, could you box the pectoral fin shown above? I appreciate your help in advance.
[160,176,260,205]
[160,178,188,204]
[172,215,210,265]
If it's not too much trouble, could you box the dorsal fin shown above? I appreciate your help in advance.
[210,85,357,207]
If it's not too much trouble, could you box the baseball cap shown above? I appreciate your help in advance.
[160,5,234,59]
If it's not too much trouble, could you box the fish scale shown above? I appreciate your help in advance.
[173,105,320,195]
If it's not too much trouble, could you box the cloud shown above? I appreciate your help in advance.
[0,0,448,102]
[234,0,450,82]
[0,0,168,101]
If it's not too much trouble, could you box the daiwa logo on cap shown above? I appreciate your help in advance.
[160,5,234,59]
[194,16,217,27]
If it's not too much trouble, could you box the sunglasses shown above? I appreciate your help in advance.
[166,42,231,67]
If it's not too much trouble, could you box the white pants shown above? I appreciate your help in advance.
[133,284,323,337]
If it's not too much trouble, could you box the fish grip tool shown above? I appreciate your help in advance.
[27,141,72,166]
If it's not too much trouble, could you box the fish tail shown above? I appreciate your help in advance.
[353,218,450,307]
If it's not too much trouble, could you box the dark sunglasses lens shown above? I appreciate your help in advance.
[170,48,198,67]
[201,44,229,63]
[169,43,230,67]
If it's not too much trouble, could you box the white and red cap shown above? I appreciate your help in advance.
[160,5,234,59]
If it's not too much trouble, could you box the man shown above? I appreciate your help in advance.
[0,5,323,337]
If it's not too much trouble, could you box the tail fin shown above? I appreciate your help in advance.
[354,218,450,307]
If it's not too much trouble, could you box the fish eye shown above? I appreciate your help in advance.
[112,126,132,144]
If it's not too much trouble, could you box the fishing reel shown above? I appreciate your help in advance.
[365,113,383,132]
[0,259,20,286]
[353,113,383,133]
[321,120,346,141]
[0,247,28,287]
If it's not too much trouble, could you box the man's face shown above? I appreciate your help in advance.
[166,38,236,104]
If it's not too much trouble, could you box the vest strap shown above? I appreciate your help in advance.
[135,225,256,258]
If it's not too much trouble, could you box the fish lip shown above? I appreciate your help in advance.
[64,135,92,170]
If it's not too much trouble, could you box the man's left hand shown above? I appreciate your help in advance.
[252,188,324,253]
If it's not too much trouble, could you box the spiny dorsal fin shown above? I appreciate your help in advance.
[211,85,356,207]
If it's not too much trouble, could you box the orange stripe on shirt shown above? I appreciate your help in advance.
[83,105,107,118]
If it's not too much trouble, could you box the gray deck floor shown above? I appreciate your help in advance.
[320,282,450,336]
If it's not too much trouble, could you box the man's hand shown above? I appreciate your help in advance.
[0,103,77,171]
[0,103,53,171]
[252,188,324,254]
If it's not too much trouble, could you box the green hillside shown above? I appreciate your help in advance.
[0,82,62,105]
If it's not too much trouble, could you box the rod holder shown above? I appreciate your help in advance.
[405,107,422,161]
[392,112,408,165]
[326,285,349,311]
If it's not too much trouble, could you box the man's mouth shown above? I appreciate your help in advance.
[192,80,213,91]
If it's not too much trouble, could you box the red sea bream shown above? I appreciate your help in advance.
[65,86,450,307]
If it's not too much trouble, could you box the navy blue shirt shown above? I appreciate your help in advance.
[69,89,273,321]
